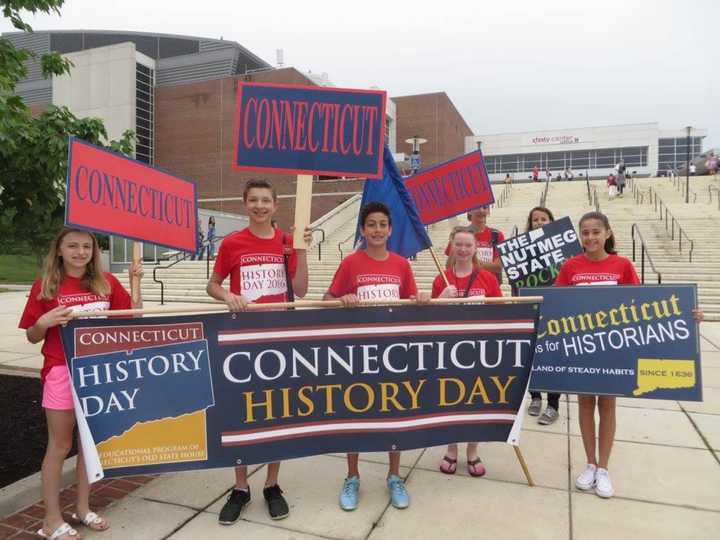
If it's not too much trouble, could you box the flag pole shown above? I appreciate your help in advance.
[429,246,450,287]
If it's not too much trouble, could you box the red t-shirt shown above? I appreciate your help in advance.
[19,274,131,382]
[444,227,505,263]
[431,268,502,298]
[554,253,640,287]
[212,227,297,303]
[327,250,417,301]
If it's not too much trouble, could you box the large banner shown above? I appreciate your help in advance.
[234,82,386,178]
[60,304,539,478]
[520,285,702,400]
[404,151,494,225]
[498,217,582,288]
[65,138,199,252]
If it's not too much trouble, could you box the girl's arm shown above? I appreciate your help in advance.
[26,305,73,343]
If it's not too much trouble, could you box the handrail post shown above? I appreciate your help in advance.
[641,246,645,284]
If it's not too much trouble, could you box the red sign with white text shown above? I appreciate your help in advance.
[405,151,494,225]
[65,138,198,252]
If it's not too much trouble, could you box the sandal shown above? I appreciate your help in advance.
[70,511,110,532]
[439,455,457,474]
[467,458,486,477]
[36,522,81,539]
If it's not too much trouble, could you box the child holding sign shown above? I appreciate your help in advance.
[19,228,143,540]
[433,225,501,477]
[555,212,639,498]
[523,207,562,426]
[324,202,429,511]
[445,206,505,285]
[207,179,311,524]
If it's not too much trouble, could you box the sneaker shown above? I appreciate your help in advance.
[575,464,597,491]
[218,488,251,525]
[263,484,289,520]
[594,468,614,498]
[387,475,410,509]
[527,398,542,416]
[339,476,360,511]
[538,406,559,425]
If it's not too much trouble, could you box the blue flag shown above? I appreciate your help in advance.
[354,146,433,258]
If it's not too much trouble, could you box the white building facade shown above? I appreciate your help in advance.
[465,123,707,181]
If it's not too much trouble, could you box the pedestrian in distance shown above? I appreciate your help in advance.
[20,228,143,540]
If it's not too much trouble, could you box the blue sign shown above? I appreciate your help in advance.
[520,285,702,400]
[61,303,539,478]
[234,82,386,178]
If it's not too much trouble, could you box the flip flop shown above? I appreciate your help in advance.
[70,512,110,532]
[467,458,486,477]
[439,455,457,474]
[36,522,81,539]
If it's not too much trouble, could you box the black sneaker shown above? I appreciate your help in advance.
[218,488,251,525]
[263,484,289,520]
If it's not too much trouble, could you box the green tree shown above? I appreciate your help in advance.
[0,0,134,256]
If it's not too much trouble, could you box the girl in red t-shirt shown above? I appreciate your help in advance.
[523,207,563,426]
[19,228,142,539]
[554,212,638,499]
[433,225,501,478]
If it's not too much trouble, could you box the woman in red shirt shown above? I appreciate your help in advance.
[19,228,142,539]
[432,225,501,477]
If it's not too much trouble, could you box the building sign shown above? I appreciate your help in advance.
[526,135,581,146]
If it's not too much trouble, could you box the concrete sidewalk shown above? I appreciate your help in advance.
[1,290,719,539]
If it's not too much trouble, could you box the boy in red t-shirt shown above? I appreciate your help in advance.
[207,179,311,524]
[324,201,429,512]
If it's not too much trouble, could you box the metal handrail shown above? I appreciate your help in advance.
[511,225,518,238]
[540,177,550,207]
[709,186,720,210]
[630,224,662,284]
[591,186,601,212]
[648,187,695,262]
[338,228,357,259]
[585,175,592,205]
[494,182,512,208]
[671,172,698,203]
[312,227,326,260]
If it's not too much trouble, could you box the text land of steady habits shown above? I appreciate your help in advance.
[234,83,386,178]
[65,138,198,252]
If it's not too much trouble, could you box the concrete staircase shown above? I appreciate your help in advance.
[116,176,720,316]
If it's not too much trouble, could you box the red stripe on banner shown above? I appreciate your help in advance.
[220,410,518,447]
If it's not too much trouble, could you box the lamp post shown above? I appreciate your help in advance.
[685,126,691,203]
[405,136,427,175]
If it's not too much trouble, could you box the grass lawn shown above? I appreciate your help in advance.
[0,254,40,284]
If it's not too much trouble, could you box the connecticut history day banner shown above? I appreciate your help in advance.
[520,285,702,400]
[60,303,539,478]
[234,82,386,178]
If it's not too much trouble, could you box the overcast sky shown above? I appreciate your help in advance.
[3,0,718,148]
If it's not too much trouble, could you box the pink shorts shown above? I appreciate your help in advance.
[42,365,74,410]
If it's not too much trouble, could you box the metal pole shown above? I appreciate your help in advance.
[685,126,691,204]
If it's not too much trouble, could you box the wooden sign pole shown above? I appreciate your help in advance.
[293,174,314,249]
[130,241,142,305]
[429,247,450,287]
[513,446,535,487]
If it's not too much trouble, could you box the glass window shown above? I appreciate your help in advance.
[571,151,589,169]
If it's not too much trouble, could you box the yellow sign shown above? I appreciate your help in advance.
[633,359,696,397]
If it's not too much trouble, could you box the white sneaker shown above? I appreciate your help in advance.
[594,468,614,498]
[575,463,597,491]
